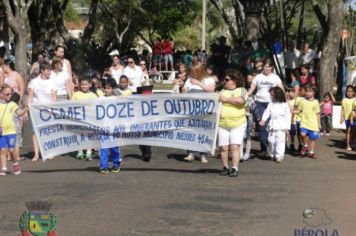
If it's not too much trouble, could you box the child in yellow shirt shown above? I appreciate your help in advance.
[72,77,99,160]
[0,85,28,175]
[297,85,321,158]
[340,85,355,150]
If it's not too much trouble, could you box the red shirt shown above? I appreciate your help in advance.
[162,40,173,55]
[153,42,162,56]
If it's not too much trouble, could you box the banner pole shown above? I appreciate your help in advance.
[211,101,222,156]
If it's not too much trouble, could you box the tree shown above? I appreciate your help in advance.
[3,0,33,79]
[28,0,57,60]
[137,0,197,46]
[51,0,99,74]
[312,0,345,97]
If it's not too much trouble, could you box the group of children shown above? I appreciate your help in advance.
[0,74,133,175]
[71,75,132,174]
[241,83,332,163]
[2,68,354,174]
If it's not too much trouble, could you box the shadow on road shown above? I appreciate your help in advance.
[166,153,188,162]
[336,151,356,161]
[24,167,220,174]
[327,139,345,149]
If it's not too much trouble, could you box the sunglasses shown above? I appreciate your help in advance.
[128,61,134,64]
[140,63,146,66]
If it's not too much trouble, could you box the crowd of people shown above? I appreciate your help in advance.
[0,35,352,178]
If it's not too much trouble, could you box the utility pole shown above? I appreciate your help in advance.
[202,0,206,50]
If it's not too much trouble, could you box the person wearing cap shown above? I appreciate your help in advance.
[109,50,124,83]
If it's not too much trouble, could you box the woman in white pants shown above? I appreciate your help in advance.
[218,70,248,177]
[259,87,291,163]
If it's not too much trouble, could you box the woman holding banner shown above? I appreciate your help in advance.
[27,62,57,161]
[218,70,248,177]
[183,63,215,163]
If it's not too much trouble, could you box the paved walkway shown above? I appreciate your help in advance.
[0,130,355,235]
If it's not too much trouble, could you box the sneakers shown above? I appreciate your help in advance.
[183,154,194,162]
[298,144,304,152]
[300,146,309,156]
[219,167,229,176]
[86,152,93,161]
[229,168,239,177]
[111,164,121,173]
[76,151,84,160]
[13,163,21,175]
[275,157,283,163]
[308,152,317,159]
[0,168,7,176]
[326,133,330,136]
[201,155,208,163]
[100,168,109,174]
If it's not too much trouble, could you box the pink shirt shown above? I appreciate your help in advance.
[321,101,333,115]
[5,71,20,93]
[299,75,316,85]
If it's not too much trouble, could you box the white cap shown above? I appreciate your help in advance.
[109,49,120,56]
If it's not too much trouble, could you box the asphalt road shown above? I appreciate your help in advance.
[0,130,355,236]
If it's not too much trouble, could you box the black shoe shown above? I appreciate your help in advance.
[258,150,267,157]
[219,167,229,176]
[229,168,239,177]
[290,144,296,152]
[143,153,151,162]
[298,144,303,152]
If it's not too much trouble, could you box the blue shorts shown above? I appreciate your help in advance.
[0,134,17,149]
[300,128,320,140]
[289,124,297,136]
[344,120,356,129]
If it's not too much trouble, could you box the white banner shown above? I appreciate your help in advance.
[29,93,221,161]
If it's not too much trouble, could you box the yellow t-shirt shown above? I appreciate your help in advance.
[294,96,304,122]
[342,97,354,120]
[96,89,104,97]
[0,102,18,135]
[288,98,296,124]
[219,88,248,128]
[71,91,98,100]
[300,99,320,131]
[116,88,133,96]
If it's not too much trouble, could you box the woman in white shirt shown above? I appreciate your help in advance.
[248,59,284,156]
[28,62,57,161]
[123,56,144,93]
[182,63,216,163]
[50,57,72,100]
[109,54,124,83]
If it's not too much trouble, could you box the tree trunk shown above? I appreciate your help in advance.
[3,0,33,80]
[319,0,345,97]
[296,0,304,49]
[28,0,57,61]
[15,30,28,81]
